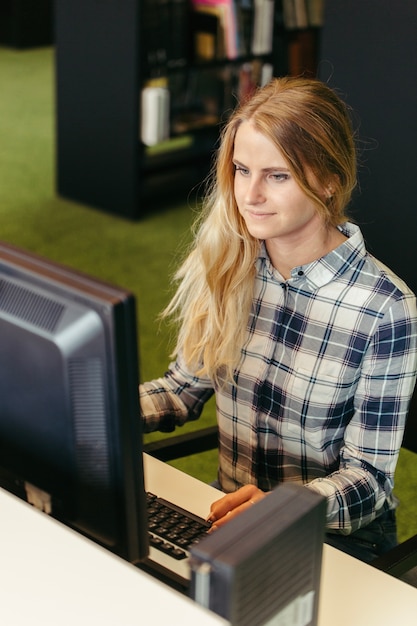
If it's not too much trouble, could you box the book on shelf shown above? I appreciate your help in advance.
[235,0,254,57]
[192,4,226,60]
[191,0,278,60]
[191,0,239,60]
[305,0,325,27]
[142,0,165,77]
[139,0,284,144]
[142,0,191,77]
[169,0,192,68]
[282,0,325,30]
[251,0,275,55]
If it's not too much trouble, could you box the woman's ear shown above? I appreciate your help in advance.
[326,184,334,199]
[323,175,339,199]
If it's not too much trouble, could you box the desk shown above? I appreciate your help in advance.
[0,472,226,626]
[144,455,417,625]
[0,454,416,625]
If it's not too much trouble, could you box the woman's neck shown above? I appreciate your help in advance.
[266,226,347,280]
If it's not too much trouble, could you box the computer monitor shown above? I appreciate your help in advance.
[0,241,148,564]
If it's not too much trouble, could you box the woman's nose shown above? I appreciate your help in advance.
[245,177,266,204]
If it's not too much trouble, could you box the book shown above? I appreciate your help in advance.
[192,3,227,60]
[191,0,239,60]
[168,0,191,68]
[235,0,254,57]
[283,0,325,29]
[142,0,191,75]
[293,0,309,28]
[251,0,275,55]
[306,0,325,27]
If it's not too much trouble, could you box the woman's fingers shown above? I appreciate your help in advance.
[208,484,258,519]
[207,484,266,530]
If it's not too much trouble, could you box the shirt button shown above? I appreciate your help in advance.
[297,270,304,276]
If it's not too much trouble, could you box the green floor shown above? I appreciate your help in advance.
[0,46,415,541]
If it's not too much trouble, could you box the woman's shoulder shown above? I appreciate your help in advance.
[368,254,415,302]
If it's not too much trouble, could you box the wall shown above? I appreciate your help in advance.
[319,0,417,295]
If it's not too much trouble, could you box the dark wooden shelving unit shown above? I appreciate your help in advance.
[0,0,53,48]
[55,1,318,219]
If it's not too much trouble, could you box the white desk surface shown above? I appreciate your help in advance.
[0,458,226,626]
[1,454,416,625]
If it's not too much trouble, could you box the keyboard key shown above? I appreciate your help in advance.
[146,492,210,558]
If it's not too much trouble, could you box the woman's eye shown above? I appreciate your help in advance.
[234,165,249,176]
[271,172,289,182]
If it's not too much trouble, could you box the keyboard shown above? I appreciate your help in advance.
[147,492,211,561]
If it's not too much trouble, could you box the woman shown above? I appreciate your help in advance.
[140,77,417,562]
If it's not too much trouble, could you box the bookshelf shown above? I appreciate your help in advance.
[0,0,53,48]
[55,1,320,219]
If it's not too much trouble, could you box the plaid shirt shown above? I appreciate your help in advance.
[140,223,417,533]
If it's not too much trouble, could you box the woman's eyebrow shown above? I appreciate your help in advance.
[233,158,290,173]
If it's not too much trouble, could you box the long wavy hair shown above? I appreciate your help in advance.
[164,77,357,383]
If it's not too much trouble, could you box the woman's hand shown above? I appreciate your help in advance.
[207,484,267,531]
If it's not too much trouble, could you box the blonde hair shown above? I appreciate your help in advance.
[164,77,357,382]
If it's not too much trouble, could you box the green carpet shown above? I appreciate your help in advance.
[0,46,415,541]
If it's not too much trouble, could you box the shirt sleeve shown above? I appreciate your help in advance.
[306,294,417,534]
[139,356,214,433]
